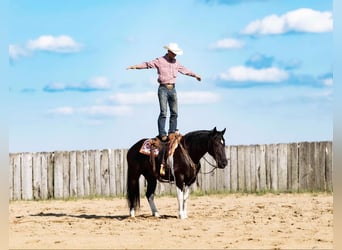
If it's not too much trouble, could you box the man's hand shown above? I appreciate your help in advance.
[126,66,136,70]
[195,75,202,81]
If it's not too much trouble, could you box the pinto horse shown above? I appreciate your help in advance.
[126,127,228,219]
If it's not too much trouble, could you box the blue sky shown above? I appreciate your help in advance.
[9,0,333,153]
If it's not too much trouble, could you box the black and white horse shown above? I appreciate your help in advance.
[126,127,228,219]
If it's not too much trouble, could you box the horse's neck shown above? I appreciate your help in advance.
[184,134,209,163]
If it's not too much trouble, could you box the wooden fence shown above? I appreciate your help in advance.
[9,141,332,201]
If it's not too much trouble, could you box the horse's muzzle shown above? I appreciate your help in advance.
[217,159,228,169]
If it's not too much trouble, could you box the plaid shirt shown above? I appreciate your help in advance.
[135,54,196,84]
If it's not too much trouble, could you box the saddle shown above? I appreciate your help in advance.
[139,132,183,183]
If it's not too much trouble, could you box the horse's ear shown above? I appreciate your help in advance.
[213,127,217,133]
[222,128,226,135]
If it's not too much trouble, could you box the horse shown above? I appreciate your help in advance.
[126,127,228,219]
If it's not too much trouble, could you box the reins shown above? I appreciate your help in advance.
[179,138,218,175]
[200,155,219,175]
[178,141,197,170]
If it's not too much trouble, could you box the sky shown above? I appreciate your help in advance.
[8,0,333,153]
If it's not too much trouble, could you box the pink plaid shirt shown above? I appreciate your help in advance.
[135,54,197,84]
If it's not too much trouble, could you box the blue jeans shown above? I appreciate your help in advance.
[158,85,178,137]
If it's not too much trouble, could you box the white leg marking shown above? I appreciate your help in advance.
[130,208,135,217]
[176,186,188,219]
[183,186,190,219]
[147,194,160,217]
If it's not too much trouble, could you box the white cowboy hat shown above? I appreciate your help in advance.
[163,42,183,55]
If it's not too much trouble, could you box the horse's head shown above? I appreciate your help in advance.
[208,127,228,169]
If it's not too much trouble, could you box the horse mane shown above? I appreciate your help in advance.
[183,130,211,141]
[181,130,212,160]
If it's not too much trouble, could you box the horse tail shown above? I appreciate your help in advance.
[126,147,141,213]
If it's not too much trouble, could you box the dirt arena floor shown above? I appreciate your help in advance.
[9,193,332,249]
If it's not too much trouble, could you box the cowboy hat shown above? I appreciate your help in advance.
[163,42,183,55]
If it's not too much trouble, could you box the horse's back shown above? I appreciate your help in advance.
[127,138,148,163]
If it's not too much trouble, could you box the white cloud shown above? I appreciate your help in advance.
[108,92,157,105]
[322,77,333,86]
[43,76,111,92]
[220,66,288,82]
[27,35,82,52]
[79,105,133,116]
[86,76,112,89]
[9,45,29,59]
[178,91,221,104]
[48,106,74,115]
[107,91,221,105]
[10,35,82,60]
[242,8,333,35]
[209,38,245,49]
[48,105,132,117]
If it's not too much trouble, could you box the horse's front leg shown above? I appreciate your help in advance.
[176,186,190,219]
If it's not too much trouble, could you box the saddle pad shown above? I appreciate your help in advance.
[139,139,159,157]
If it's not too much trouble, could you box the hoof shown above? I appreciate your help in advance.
[130,209,135,218]
[179,213,188,219]
[153,212,160,218]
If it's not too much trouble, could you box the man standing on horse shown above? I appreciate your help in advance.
[126,42,202,142]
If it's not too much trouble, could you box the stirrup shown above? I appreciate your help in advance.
[160,164,166,176]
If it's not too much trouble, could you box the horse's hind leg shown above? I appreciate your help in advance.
[146,177,160,217]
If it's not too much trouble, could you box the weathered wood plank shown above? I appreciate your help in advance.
[255,144,266,192]
[40,153,49,199]
[101,149,110,196]
[63,151,70,199]
[47,153,54,199]
[94,150,102,195]
[237,145,245,191]
[12,153,21,200]
[298,142,314,191]
[32,152,42,200]
[22,153,33,200]
[325,142,333,191]
[69,151,77,197]
[308,142,316,191]
[83,151,90,197]
[298,142,308,190]
[267,144,278,191]
[54,151,64,199]
[109,149,116,196]
[9,154,14,200]
[277,144,287,191]
[287,143,299,191]
[314,142,326,191]
[122,149,128,197]
[230,146,238,192]
[114,149,122,196]
[244,146,251,192]
[249,145,256,192]
[223,146,231,192]
[88,150,96,196]
[76,151,84,197]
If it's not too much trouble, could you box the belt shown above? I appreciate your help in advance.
[161,83,175,90]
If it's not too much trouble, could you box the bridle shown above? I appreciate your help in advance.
[200,135,229,175]
[180,135,227,175]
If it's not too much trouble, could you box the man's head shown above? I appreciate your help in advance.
[163,42,183,56]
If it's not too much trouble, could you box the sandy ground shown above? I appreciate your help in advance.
[9,193,332,249]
